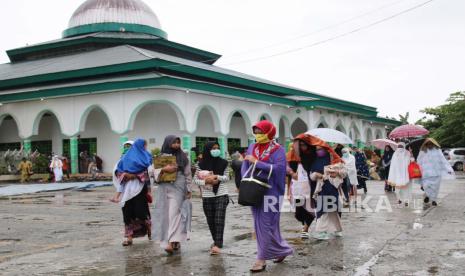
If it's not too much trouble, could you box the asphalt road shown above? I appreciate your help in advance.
[1,174,464,275]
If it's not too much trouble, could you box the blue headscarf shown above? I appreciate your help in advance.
[117,139,152,174]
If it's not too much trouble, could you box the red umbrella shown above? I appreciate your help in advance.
[389,124,429,139]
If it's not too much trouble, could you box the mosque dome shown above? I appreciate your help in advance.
[63,0,167,38]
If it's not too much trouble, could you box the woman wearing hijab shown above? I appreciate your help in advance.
[342,148,358,205]
[382,146,394,192]
[287,133,342,240]
[311,163,347,240]
[50,155,63,182]
[354,148,370,194]
[417,138,455,206]
[152,135,192,254]
[113,139,153,246]
[387,142,411,205]
[241,120,293,273]
[193,141,230,255]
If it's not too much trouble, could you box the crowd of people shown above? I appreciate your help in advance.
[110,120,455,273]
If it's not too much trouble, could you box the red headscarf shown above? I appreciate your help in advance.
[252,120,280,161]
[287,133,342,165]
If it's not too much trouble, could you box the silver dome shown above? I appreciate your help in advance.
[68,0,162,30]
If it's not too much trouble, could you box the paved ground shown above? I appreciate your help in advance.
[0,174,464,276]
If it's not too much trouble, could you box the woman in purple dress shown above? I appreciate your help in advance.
[242,120,294,273]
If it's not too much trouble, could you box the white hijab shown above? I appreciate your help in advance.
[388,142,411,187]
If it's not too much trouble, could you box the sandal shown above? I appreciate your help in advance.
[250,263,267,273]
[122,240,133,247]
[273,256,287,263]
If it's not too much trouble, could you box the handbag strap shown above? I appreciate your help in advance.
[243,161,257,178]
[267,165,273,180]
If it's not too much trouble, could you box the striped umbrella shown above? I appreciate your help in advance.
[389,124,429,139]
[371,139,398,150]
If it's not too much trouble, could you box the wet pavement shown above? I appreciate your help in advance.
[1,174,464,275]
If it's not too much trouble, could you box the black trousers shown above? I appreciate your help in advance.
[203,195,229,248]
[295,202,315,227]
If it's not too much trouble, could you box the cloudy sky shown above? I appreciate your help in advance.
[1,0,464,122]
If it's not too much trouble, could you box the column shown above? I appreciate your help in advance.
[70,137,79,174]
[285,138,292,151]
[218,136,227,159]
[119,136,128,154]
[248,136,255,146]
[182,134,192,160]
[23,139,32,154]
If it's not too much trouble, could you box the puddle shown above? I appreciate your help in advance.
[233,232,253,241]
[358,241,374,251]
[413,223,423,230]
[451,251,465,259]
[287,237,304,246]
[353,250,382,276]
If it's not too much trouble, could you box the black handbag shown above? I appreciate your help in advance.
[238,162,273,207]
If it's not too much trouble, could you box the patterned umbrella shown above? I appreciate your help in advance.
[389,124,429,139]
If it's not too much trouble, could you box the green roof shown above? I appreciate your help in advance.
[0,40,399,125]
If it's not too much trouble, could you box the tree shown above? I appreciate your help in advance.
[398,112,410,125]
[416,91,465,148]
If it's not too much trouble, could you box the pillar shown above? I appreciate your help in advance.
[23,139,31,154]
[218,136,227,159]
[285,138,292,152]
[70,137,79,174]
[182,134,192,160]
[119,136,128,154]
[248,136,255,146]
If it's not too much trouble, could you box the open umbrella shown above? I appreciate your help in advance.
[372,139,398,150]
[389,124,429,139]
[306,128,353,145]
[406,138,426,160]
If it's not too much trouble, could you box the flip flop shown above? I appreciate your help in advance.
[250,264,266,273]
[273,256,286,263]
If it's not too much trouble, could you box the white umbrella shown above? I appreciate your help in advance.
[371,139,398,150]
[306,128,353,144]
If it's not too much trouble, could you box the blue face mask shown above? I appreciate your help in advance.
[210,149,221,158]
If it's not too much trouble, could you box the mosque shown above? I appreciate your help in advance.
[0,0,399,173]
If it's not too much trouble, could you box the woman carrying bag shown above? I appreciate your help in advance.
[193,141,230,255]
[240,120,293,273]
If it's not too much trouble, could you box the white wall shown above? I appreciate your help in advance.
[30,114,66,155]
[128,102,184,151]
[228,116,248,147]
[0,117,20,143]
[193,108,219,146]
[80,109,120,173]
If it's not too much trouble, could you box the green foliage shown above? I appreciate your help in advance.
[151,148,161,157]
[416,91,465,148]
[33,155,50,174]
[398,112,410,125]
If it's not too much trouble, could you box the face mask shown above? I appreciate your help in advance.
[255,133,270,144]
[316,149,327,157]
[210,149,221,158]
[343,153,350,158]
